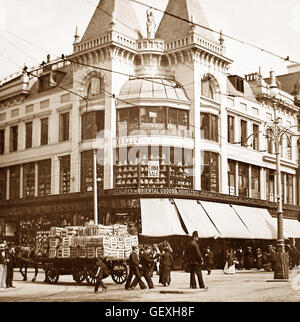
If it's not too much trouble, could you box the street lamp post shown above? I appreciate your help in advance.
[268,73,289,280]
[93,149,98,226]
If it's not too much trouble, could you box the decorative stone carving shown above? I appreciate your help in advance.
[146,9,156,39]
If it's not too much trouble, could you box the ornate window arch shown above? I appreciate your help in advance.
[80,71,105,98]
[201,74,220,102]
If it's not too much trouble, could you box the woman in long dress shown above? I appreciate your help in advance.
[0,244,8,290]
[224,248,235,275]
[160,247,173,286]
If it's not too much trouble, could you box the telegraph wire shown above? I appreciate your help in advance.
[129,0,299,65]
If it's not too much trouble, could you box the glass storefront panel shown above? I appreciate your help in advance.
[201,151,219,193]
[81,150,104,192]
[38,160,51,196]
[23,162,35,198]
[0,168,6,200]
[60,155,71,194]
[251,166,260,199]
[114,146,193,190]
[228,160,235,195]
[9,165,20,200]
[238,162,249,197]
[266,169,275,202]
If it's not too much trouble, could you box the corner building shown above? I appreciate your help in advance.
[0,0,300,266]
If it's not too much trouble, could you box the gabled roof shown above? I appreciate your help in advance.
[156,0,216,43]
[81,0,142,42]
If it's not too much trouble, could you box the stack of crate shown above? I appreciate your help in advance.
[70,247,80,258]
[57,247,71,258]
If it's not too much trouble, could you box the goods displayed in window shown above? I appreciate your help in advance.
[114,147,193,189]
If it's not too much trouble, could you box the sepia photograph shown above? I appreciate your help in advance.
[0,0,300,309]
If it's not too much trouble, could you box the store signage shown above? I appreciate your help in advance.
[148,160,160,178]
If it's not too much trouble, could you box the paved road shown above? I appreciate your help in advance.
[0,269,300,302]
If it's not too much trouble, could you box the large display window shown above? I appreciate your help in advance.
[201,152,219,192]
[117,107,189,137]
[0,168,6,200]
[238,162,249,198]
[114,146,193,189]
[82,111,105,140]
[38,160,51,196]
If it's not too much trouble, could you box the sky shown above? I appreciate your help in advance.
[0,0,300,81]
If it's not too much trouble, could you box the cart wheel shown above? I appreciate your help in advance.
[111,263,128,284]
[72,267,86,284]
[45,266,59,284]
[86,265,98,286]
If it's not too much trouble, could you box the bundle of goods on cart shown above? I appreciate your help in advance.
[48,224,138,260]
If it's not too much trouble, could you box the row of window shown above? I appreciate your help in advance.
[227,115,293,159]
[0,152,295,205]
[116,107,189,137]
[0,112,69,154]
[228,159,294,204]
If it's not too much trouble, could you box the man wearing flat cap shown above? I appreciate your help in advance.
[184,231,207,290]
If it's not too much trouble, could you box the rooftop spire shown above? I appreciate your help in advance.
[81,0,142,42]
[156,0,216,42]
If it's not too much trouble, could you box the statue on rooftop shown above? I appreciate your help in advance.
[146,9,156,39]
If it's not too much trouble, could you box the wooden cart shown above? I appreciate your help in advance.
[38,257,128,285]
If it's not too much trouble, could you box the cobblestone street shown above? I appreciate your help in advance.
[1,269,300,302]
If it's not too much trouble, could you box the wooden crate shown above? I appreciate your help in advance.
[49,238,59,248]
[62,237,72,247]
[110,237,118,249]
[131,235,138,247]
[117,237,125,249]
[116,249,125,259]
[124,237,131,249]
[87,247,96,258]
[96,247,104,258]
[49,248,56,258]
[78,248,87,258]
[57,247,70,258]
[70,248,79,258]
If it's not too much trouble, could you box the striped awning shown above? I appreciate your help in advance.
[174,199,220,238]
[140,199,186,237]
[199,201,252,239]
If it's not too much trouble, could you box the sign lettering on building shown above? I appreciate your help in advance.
[148,160,160,178]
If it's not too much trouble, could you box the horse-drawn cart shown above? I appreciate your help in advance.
[39,256,128,285]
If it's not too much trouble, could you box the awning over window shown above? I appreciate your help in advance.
[199,201,252,239]
[231,205,278,240]
[140,199,186,237]
[174,199,221,238]
[271,218,300,238]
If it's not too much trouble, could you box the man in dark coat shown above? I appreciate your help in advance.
[204,247,214,275]
[184,231,207,289]
[125,246,146,290]
[131,246,154,289]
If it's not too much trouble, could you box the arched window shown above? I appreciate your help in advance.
[201,79,215,100]
[87,77,103,97]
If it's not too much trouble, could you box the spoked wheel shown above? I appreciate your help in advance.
[45,265,59,284]
[86,265,98,286]
[111,263,128,284]
[72,267,86,284]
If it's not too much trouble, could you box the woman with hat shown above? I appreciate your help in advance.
[159,246,173,287]
[0,243,8,290]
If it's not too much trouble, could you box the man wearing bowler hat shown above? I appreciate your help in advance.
[184,231,207,290]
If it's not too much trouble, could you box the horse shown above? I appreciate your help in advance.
[16,246,39,282]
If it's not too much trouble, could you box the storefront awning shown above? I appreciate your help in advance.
[140,199,186,237]
[199,201,252,239]
[174,199,220,238]
[231,205,278,240]
[271,218,300,238]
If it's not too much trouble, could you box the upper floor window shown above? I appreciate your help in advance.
[200,113,218,142]
[59,112,70,142]
[227,115,235,144]
[25,122,33,149]
[0,129,4,154]
[252,123,259,151]
[287,136,292,160]
[240,120,247,147]
[87,77,104,98]
[82,110,105,140]
[41,118,48,146]
[10,126,18,152]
